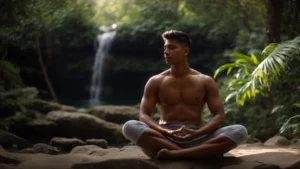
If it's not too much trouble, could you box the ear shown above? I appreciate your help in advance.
[184,47,189,56]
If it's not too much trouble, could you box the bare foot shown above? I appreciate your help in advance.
[155,149,173,160]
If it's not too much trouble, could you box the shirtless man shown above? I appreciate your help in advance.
[122,30,248,159]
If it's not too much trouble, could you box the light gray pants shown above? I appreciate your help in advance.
[122,120,248,158]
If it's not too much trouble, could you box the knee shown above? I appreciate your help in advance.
[122,120,138,138]
[122,120,148,143]
[234,124,248,143]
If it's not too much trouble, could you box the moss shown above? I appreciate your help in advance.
[0,89,34,117]
[27,119,56,126]
[9,112,34,124]
[0,60,24,92]
[85,107,95,114]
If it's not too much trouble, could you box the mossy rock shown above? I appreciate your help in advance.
[46,111,128,144]
[86,105,139,124]
[28,99,77,114]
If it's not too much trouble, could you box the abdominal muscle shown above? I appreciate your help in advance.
[157,103,204,126]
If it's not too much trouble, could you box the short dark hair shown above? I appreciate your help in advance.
[161,30,191,48]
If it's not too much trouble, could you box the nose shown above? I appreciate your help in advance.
[164,48,169,55]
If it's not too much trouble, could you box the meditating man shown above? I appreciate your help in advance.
[122,30,248,159]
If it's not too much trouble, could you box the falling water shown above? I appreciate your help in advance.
[89,31,116,105]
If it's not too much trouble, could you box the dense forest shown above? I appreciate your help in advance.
[1,0,300,142]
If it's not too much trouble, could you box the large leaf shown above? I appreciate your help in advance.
[280,115,300,134]
[236,36,300,105]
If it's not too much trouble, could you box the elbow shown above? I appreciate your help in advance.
[139,112,148,122]
[217,113,225,126]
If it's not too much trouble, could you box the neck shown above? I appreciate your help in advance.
[170,61,190,77]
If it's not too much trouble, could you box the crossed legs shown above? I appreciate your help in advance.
[122,120,246,160]
[136,128,236,159]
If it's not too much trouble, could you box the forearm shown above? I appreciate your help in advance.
[140,113,167,134]
[195,114,224,136]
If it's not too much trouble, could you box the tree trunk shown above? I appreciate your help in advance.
[265,0,284,114]
[265,0,284,43]
[239,2,252,32]
[290,0,300,38]
[35,33,58,102]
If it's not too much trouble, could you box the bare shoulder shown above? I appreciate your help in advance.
[145,70,169,88]
[191,70,213,80]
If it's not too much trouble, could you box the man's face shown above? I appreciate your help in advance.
[163,39,188,66]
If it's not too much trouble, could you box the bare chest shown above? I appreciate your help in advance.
[157,77,206,105]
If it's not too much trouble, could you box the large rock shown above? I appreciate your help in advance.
[264,136,291,147]
[70,145,107,155]
[20,87,39,99]
[8,145,300,169]
[46,111,127,144]
[290,138,300,148]
[0,129,26,148]
[32,143,62,155]
[85,139,108,149]
[87,105,139,124]
[28,99,77,114]
[0,164,16,169]
[50,137,86,151]
[9,119,57,141]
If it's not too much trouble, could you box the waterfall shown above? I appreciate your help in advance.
[89,31,116,105]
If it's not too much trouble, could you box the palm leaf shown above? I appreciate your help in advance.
[232,52,258,66]
[279,115,300,134]
[235,36,300,105]
[214,63,236,79]
[262,43,278,58]
[293,103,300,108]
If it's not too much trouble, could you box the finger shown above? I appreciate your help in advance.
[172,127,184,134]
[172,135,184,140]
[182,126,195,133]
[185,133,196,140]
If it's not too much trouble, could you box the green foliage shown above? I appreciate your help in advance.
[9,112,34,124]
[0,89,33,117]
[0,60,24,92]
[215,36,300,138]
[280,115,300,135]
[215,36,300,106]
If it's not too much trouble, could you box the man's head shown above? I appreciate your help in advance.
[161,30,191,66]
[162,30,191,49]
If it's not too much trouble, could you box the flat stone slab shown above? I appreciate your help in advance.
[0,144,299,169]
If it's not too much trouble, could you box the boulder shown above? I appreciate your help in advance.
[0,164,16,169]
[9,119,57,141]
[50,137,86,151]
[0,129,26,148]
[19,148,36,154]
[252,164,281,169]
[85,139,108,149]
[28,99,77,114]
[290,138,300,148]
[21,87,39,99]
[73,159,159,169]
[32,143,62,155]
[87,105,139,124]
[46,111,127,144]
[0,146,20,164]
[9,145,300,169]
[264,136,291,147]
[70,145,106,155]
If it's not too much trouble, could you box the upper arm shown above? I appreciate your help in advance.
[205,76,225,119]
[140,76,159,117]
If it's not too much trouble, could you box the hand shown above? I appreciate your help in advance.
[171,125,197,141]
[162,126,184,136]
